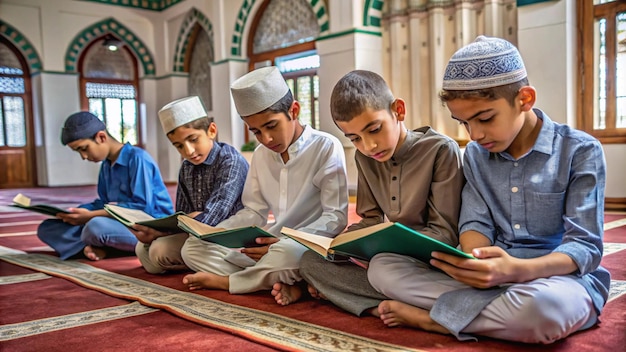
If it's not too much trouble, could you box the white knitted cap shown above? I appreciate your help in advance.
[230,66,289,117]
[158,96,207,133]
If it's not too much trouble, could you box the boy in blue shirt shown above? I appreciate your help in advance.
[133,96,248,273]
[37,111,173,261]
[368,36,610,344]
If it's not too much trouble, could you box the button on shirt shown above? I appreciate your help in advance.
[216,125,348,238]
[176,142,248,226]
[459,109,610,313]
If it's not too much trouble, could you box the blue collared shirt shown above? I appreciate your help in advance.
[81,143,174,218]
[460,109,610,313]
[176,142,248,226]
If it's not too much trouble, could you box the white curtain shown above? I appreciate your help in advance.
[381,0,518,142]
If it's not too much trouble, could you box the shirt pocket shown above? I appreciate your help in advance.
[526,191,566,236]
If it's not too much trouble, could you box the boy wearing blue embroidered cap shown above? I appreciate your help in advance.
[37,111,174,261]
[367,36,610,344]
[133,96,249,274]
[180,66,349,294]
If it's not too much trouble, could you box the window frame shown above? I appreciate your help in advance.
[77,37,142,147]
[577,0,626,144]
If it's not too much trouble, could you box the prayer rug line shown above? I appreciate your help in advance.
[0,302,157,341]
[0,252,425,352]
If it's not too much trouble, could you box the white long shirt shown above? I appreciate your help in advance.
[216,125,349,238]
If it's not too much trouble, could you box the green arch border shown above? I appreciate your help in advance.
[172,8,214,72]
[363,0,384,28]
[64,17,156,76]
[230,0,331,57]
[81,0,183,11]
[0,19,43,74]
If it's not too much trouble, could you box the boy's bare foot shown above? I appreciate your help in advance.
[307,284,327,300]
[182,272,229,291]
[83,245,106,261]
[378,300,450,334]
[271,282,303,306]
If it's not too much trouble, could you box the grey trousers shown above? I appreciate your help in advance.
[135,233,189,274]
[368,253,598,344]
[299,250,388,316]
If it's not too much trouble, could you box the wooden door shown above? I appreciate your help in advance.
[0,37,36,188]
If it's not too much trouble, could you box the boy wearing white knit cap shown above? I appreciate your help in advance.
[181,66,348,294]
[134,96,249,274]
[368,36,609,344]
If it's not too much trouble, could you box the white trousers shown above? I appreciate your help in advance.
[368,253,598,344]
[181,236,308,294]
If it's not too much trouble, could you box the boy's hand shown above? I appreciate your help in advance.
[57,208,93,226]
[430,246,523,289]
[131,224,166,244]
[240,237,280,261]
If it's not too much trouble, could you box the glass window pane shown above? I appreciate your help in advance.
[86,82,136,99]
[297,76,312,127]
[122,99,137,145]
[105,98,123,142]
[89,98,104,121]
[594,18,607,129]
[617,12,626,128]
[286,79,294,96]
[0,76,25,94]
[4,96,26,147]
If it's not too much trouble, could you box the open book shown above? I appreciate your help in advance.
[281,222,474,263]
[104,204,185,233]
[177,215,275,248]
[11,193,70,217]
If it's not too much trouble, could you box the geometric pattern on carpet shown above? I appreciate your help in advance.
[0,301,157,341]
[0,272,50,285]
[608,280,626,302]
[0,251,425,352]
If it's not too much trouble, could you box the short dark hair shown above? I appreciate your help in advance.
[330,70,395,122]
[166,116,214,136]
[248,91,294,120]
[439,77,530,107]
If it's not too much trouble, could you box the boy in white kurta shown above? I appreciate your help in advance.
[181,66,349,294]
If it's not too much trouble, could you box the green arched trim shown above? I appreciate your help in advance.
[0,20,43,74]
[363,0,384,28]
[64,17,156,76]
[81,0,183,11]
[230,0,330,57]
[172,8,214,72]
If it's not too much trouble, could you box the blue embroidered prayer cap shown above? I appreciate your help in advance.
[442,35,527,90]
[60,111,106,145]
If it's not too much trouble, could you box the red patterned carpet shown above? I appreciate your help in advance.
[1,186,625,352]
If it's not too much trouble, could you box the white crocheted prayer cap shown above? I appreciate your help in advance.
[230,66,289,117]
[158,96,207,133]
[442,36,527,90]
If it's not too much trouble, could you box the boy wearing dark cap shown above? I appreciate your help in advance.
[36,112,173,261]
[368,36,610,344]
[180,66,349,294]
[133,96,248,274]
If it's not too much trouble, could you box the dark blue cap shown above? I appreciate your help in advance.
[60,111,106,145]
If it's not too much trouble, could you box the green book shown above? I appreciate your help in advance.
[104,204,184,233]
[281,222,474,263]
[11,193,70,217]
[177,215,275,248]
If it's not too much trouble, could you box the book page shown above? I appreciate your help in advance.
[13,193,31,207]
[330,222,395,247]
[177,215,227,236]
[105,204,154,223]
[280,227,335,256]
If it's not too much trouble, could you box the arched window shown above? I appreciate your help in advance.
[187,25,214,112]
[247,0,321,135]
[78,35,141,145]
[0,36,35,187]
